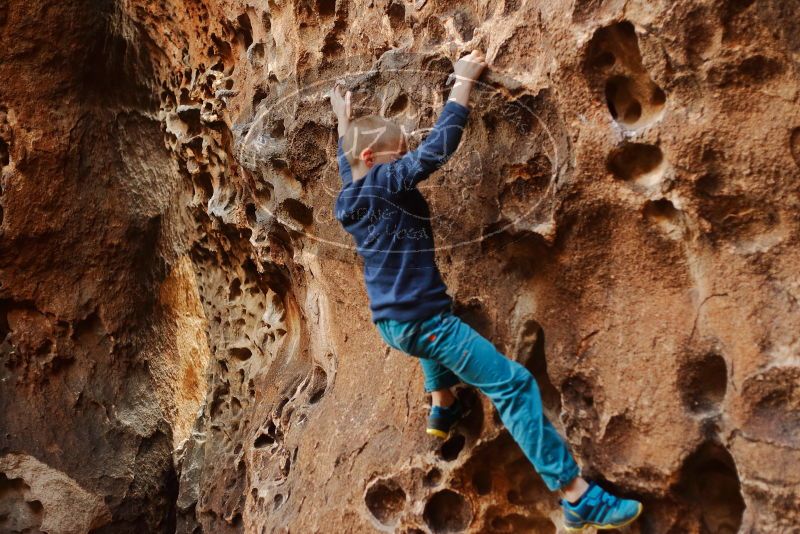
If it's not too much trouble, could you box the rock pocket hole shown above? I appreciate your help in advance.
[517,321,561,415]
[676,441,745,534]
[254,432,274,448]
[0,139,9,167]
[365,478,406,527]
[679,353,727,414]
[229,278,242,300]
[386,1,405,30]
[424,467,442,487]
[236,13,254,50]
[229,347,252,361]
[423,489,472,533]
[643,199,683,238]
[455,388,484,436]
[316,0,336,17]
[279,198,314,228]
[607,143,665,187]
[193,172,214,199]
[586,21,667,129]
[438,433,466,462]
[471,468,492,495]
[307,366,328,404]
[605,76,666,128]
[387,93,409,117]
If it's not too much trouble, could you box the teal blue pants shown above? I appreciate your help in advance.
[376,309,580,491]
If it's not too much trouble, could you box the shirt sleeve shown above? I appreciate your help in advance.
[377,101,470,193]
[337,136,354,185]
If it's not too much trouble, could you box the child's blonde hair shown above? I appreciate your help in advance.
[342,115,405,165]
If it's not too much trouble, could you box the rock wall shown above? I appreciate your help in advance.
[1,0,799,533]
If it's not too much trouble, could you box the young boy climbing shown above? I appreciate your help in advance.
[330,50,643,531]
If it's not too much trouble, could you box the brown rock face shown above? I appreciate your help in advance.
[1,1,799,533]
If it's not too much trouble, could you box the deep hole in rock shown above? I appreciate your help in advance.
[254,432,273,448]
[245,203,257,225]
[236,13,254,50]
[587,21,666,128]
[249,42,265,63]
[193,172,214,199]
[365,479,406,526]
[387,93,408,116]
[386,1,405,30]
[456,388,484,436]
[230,347,252,361]
[438,433,466,461]
[177,105,202,135]
[643,199,683,237]
[279,198,314,227]
[605,76,642,124]
[317,0,336,17]
[0,139,9,167]
[607,143,664,186]
[517,321,562,415]
[253,86,268,107]
[271,119,286,139]
[229,278,242,300]
[423,489,472,533]
[676,441,745,534]
[586,21,639,70]
[679,353,727,413]
[424,467,442,487]
[643,199,680,222]
[307,366,327,404]
[471,468,492,495]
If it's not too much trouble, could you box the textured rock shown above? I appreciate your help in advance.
[1,0,799,533]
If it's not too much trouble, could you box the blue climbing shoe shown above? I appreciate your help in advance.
[562,482,643,531]
[426,400,462,439]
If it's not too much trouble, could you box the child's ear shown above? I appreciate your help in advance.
[360,147,375,168]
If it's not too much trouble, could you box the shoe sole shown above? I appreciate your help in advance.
[564,502,644,532]
[426,428,449,439]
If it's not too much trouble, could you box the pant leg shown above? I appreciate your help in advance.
[408,312,580,492]
[419,358,461,392]
[376,315,461,392]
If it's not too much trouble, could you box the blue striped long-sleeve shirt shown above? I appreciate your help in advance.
[334,101,470,322]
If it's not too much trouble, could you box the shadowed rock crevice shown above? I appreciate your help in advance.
[423,489,472,533]
[365,478,407,527]
[607,143,665,186]
[585,21,667,129]
[678,353,727,414]
[675,441,745,533]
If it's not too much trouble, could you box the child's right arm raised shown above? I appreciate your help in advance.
[387,50,488,189]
